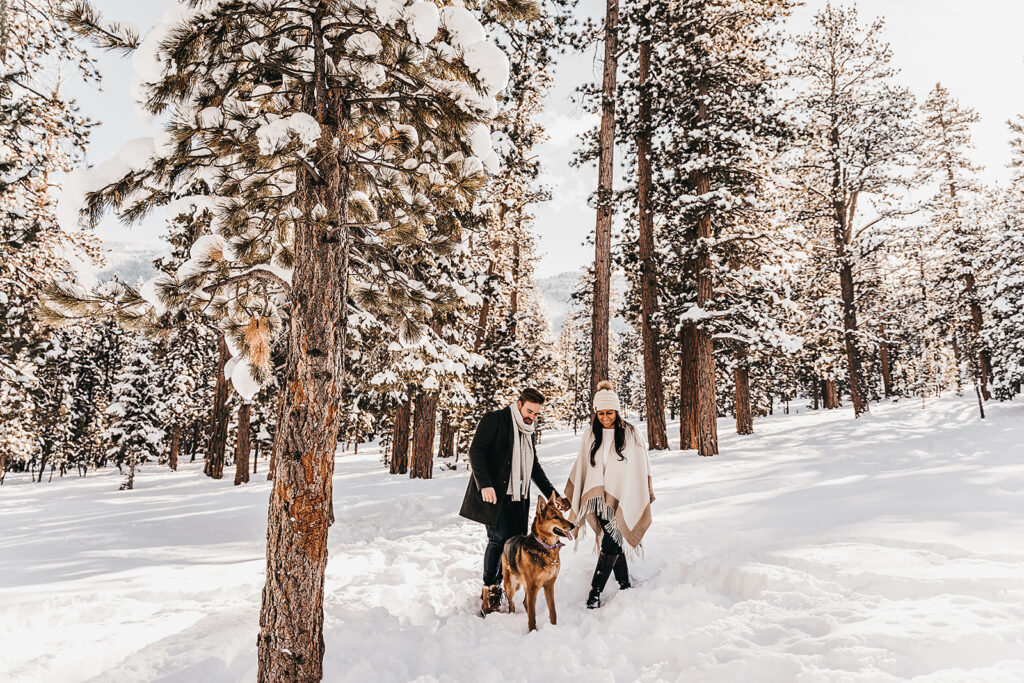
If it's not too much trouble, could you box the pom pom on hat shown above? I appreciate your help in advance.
[593,380,621,413]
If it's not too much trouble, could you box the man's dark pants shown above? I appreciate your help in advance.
[482,496,529,586]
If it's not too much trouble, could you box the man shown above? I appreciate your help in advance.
[459,388,570,616]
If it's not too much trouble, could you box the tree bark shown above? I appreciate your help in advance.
[679,324,698,450]
[878,324,894,398]
[204,337,231,479]
[734,354,753,435]
[824,379,839,410]
[410,391,438,479]
[437,411,456,459]
[169,423,180,471]
[257,18,348,679]
[636,38,668,451]
[812,378,820,410]
[590,0,619,399]
[391,399,410,475]
[234,403,251,486]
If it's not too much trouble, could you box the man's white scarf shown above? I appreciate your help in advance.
[507,404,535,501]
[565,424,654,552]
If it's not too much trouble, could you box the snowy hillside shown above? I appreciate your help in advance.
[2,397,1022,682]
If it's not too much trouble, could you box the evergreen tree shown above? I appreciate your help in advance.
[104,337,166,490]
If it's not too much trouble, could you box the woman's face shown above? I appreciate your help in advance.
[596,409,617,429]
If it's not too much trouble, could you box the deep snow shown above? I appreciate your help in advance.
[2,397,1023,682]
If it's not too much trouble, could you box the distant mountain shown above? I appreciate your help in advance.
[97,241,163,284]
[534,270,629,336]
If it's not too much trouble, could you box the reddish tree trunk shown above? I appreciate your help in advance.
[438,411,456,459]
[391,399,410,475]
[824,379,839,410]
[679,324,698,450]
[590,0,619,399]
[410,391,438,479]
[636,38,668,451]
[234,403,251,485]
[734,357,753,436]
[257,24,348,679]
[204,337,231,479]
[169,423,180,471]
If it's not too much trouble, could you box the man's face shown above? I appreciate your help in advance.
[517,400,543,424]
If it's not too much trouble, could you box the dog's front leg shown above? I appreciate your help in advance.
[525,584,539,632]
[543,582,556,625]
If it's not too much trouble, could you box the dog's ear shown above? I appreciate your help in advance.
[548,491,557,505]
[536,494,546,512]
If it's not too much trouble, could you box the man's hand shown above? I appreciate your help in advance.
[481,487,497,504]
[555,495,571,512]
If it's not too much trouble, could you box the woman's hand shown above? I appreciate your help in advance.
[555,495,571,511]
[481,487,497,504]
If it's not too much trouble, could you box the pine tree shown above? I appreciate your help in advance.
[915,83,992,403]
[104,337,166,490]
[63,0,514,675]
[789,4,916,417]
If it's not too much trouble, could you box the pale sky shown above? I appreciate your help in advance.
[68,1,1024,277]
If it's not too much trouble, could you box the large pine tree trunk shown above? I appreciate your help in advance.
[734,353,753,435]
[410,391,438,479]
[636,38,668,451]
[679,324,698,450]
[169,423,180,471]
[590,0,619,398]
[257,20,348,679]
[390,399,411,475]
[204,338,231,479]
[234,403,251,486]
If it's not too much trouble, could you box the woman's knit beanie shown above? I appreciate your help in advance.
[592,380,622,413]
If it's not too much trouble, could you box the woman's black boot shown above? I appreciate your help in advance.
[613,553,631,590]
[586,552,618,609]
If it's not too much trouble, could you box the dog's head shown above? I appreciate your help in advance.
[535,493,574,542]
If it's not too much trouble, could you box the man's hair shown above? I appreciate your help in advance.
[518,388,545,405]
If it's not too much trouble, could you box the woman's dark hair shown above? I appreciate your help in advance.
[519,388,545,405]
[589,414,628,467]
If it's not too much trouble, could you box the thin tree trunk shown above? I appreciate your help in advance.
[204,338,231,479]
[964,273,993,400]
[169,423,180,471]
[812,378,820,410]
[189,420,200,462]
[879,324,894,398]
[410,391,438,479]
[234,403,251,485]
[253,441,260,475]
[636,37,668,451]
[257,21,348,679]
[391,399,410,475]
[590,0,619,399]
[679,324,698,450]
[734,354,753,436]
[0,452,7,485]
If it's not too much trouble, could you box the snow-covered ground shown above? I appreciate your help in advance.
[2,397,1023,682]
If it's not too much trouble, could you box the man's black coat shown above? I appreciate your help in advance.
[459,406,556,526]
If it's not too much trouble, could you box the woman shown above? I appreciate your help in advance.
[565,380,655,608]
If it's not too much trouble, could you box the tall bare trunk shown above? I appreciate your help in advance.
[879,324,893,398]
[679,324,698,450]
[438,411,456,460]
[257,17,348,679]
[391,399,410,475]
[590,0,619,398]
[169,423,180,471]
[636,38,668,450]
[410,391,438,480]
[234,403,251,486]
[734,353,753,435]
[204,338,231,479]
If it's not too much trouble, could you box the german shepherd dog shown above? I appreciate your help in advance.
[501,492,575,632]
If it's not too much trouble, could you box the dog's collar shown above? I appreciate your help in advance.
[533,534,564,549]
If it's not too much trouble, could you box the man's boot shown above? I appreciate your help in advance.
[613,553,631,590]
[586,552,618,609]
[480,584,503,616]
